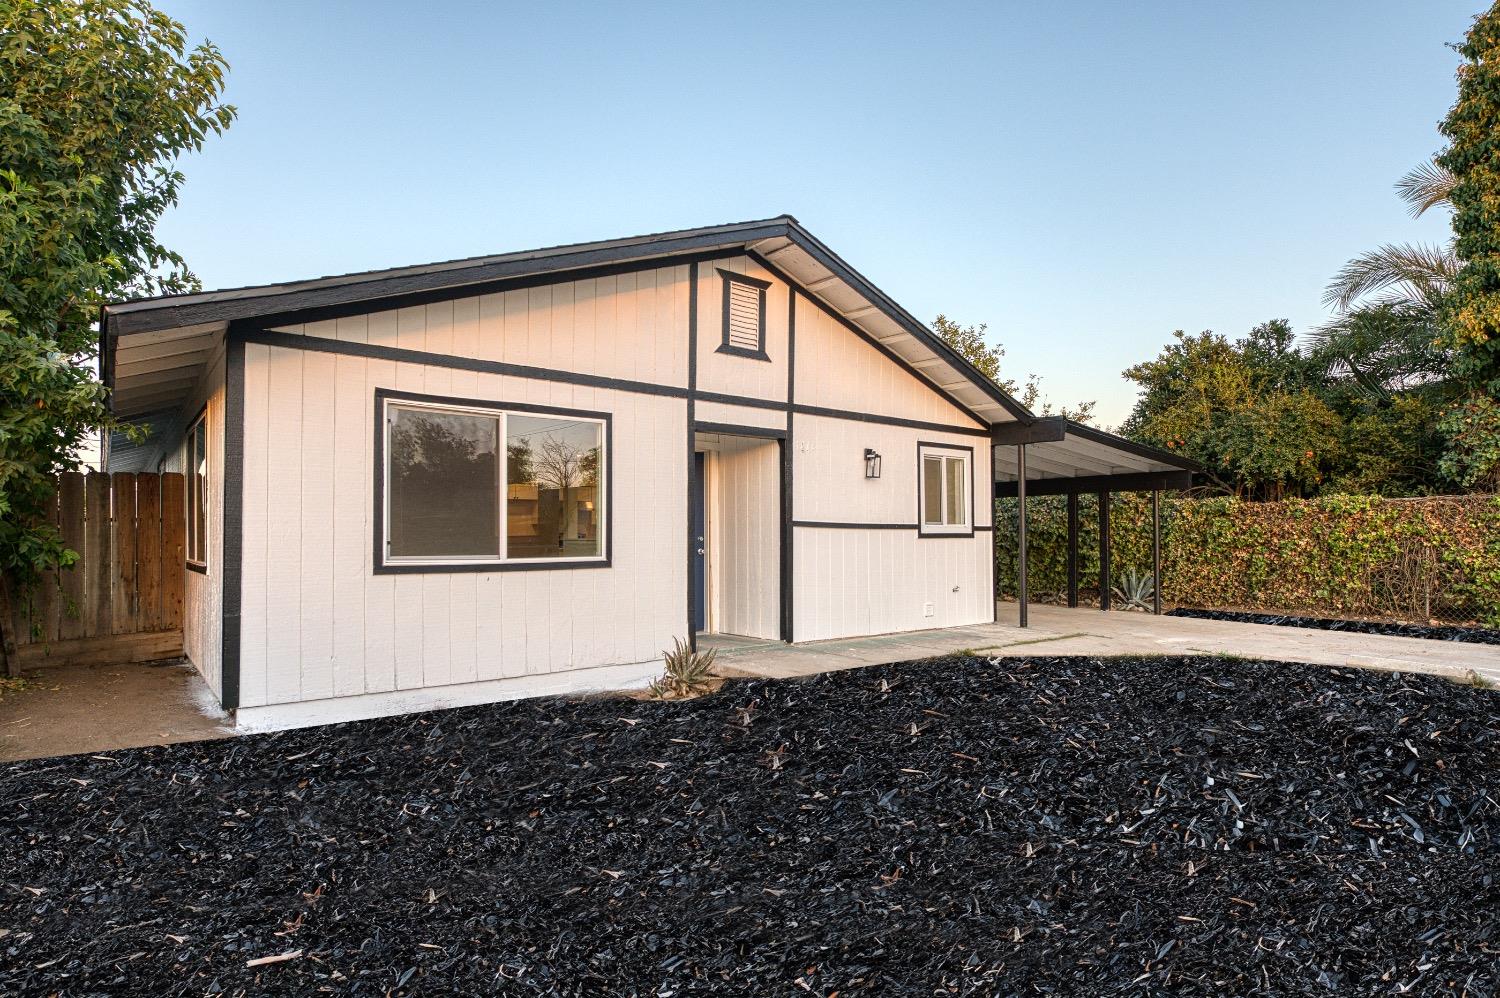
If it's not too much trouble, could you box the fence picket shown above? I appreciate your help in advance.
[160,476,185,631]
[112,473,138,633]
[136,474,162,632]
[56,473,86,641]
[7,472,186,652]
[84,472,112,636]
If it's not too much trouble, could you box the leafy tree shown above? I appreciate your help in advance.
[0,1,233,642]
[1438,394,1500,490]
[1438,2,1500,394]
[1120,320,1442,499]
[932,314,1096,423]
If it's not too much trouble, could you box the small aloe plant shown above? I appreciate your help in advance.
[648,637,718,699]
[1111,569,1156,611]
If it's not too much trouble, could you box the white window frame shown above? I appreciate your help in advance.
[917,443,972,537]
[380,395,609,570]
[185,411,209,569]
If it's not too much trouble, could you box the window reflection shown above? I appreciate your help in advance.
[388,408,499,558]
[506,415,602,559]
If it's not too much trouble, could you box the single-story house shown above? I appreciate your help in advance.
[101,216,1196,730]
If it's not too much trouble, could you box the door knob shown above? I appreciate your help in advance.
[697,547,705,555]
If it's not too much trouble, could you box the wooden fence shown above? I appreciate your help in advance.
[5,472,186,671]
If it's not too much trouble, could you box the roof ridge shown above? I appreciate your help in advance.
[107,215,798,312]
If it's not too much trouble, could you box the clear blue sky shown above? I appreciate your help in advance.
[159,1,1479,426]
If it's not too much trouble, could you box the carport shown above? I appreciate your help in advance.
[991,417,1200,626]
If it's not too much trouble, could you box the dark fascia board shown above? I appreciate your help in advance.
[778,224,1034,423]
[1061,419,1202,472]
[103,217,799,338]
[994,469,1196,498]
[991,416,1067,445]
[102,213,1035,428]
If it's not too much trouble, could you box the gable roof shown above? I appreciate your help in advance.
[101,216,1031,425]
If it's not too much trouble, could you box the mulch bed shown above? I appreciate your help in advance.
[1167,607,1500,646]
[2,655,1499,996]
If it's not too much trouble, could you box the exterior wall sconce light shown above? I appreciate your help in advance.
[864,448,882,479]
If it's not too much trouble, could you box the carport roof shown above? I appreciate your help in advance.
[992,417,1199,496]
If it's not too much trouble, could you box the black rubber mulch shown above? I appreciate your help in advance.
[1167,607,1500,646]
[2,655,1499,996]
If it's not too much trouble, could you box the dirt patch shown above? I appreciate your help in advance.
[2,655,1497,994]
[0,659,231,763]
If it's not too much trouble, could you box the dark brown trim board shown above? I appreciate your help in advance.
[993,469,1195,498]
[220,332,244,711]
[793,521,919,530]
[692,421,786,440]
[686,262,699,651]
[241,328,993,441]
[781,288,796,644]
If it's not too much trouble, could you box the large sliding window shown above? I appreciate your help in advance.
[380,391,608,571]
[918,443,972,537]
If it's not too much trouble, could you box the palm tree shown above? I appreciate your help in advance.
[1309,161,1458,399]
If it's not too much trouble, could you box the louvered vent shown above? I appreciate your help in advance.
[726,279,762,350]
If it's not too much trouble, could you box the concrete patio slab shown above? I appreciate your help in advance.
[0,659,232,763]
[713,602,1500,686]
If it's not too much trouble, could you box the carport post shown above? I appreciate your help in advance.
[1098,490,1111,611]
[1016,444,1028,628]
[1065,492,1079,608]
[1151,489,1162,615]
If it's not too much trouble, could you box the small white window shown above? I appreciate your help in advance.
[918,444,971,535]
[381,393,608,570]
[186,412,209,568]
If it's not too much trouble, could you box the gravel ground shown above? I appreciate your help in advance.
[2,654,1498,996]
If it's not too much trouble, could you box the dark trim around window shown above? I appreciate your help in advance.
[916,440,976,539]
[716,268,771,361]
[372,388,613,574]
[185,406,210,570]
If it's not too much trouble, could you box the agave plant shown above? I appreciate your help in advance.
[648,637,718,699]
[1111,569,1156,611]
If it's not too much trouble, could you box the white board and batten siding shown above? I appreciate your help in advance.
[229,252,995,726]
[705,440,780,640]
[790,293,994,642]
[236,266,693,725]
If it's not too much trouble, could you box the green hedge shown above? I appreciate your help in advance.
[994,493,1500,627]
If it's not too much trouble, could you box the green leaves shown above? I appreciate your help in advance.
[995,494,1500,627]
[0,0,234,587]
[1437,3,1500,392]
[1438,395,1500,490]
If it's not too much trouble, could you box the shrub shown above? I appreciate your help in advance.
[995,493,1500,627]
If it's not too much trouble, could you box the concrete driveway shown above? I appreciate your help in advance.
[712,602,1500,686]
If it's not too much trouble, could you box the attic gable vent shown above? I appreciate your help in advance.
[717,269,771,361]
